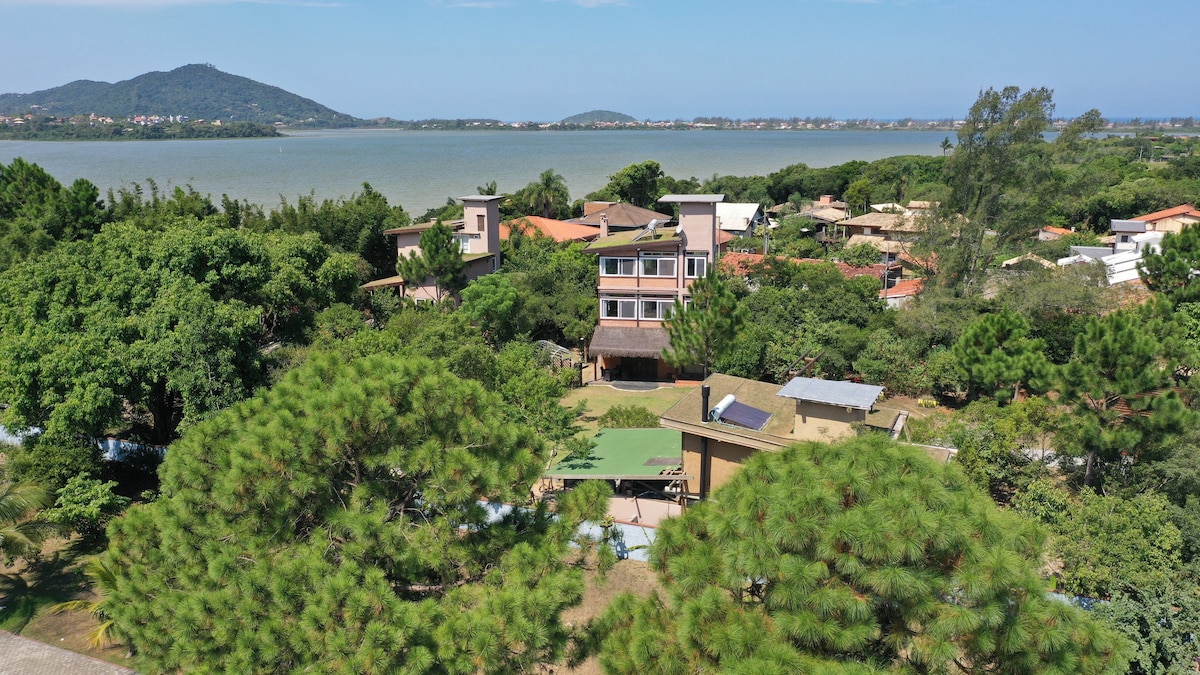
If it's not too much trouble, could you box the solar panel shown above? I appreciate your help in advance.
[719,401,772,431]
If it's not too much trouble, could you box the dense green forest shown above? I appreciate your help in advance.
[0,117,281,140]
[5,86,1200,672]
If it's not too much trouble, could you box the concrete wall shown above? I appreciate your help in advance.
[678,202,718,258]
[792,401,865,442]
[395,230,423,259]
[462,196,501,255]
[681,433,758,495]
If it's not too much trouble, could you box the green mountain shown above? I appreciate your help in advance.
[0,64,359,127]
[561,110,637,125]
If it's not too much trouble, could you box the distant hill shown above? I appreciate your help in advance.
[561,110,637,125]
[0,64,359,127]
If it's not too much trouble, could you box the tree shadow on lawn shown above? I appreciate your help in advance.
[0,540,91,634]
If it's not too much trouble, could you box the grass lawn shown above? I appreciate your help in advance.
[563,384,691,435]
[560,557,662,674]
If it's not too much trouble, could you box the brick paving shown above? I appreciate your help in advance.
[0,631,134,675]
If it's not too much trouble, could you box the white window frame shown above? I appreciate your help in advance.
[640,252,677,277]
[453,234,472,253]
[600,256,638,277]
[600,297,637,320]
[685,255,707,278]
[640,298,676,321]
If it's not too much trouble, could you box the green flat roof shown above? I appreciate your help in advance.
[545,428,688,480]
[583,227,681,252]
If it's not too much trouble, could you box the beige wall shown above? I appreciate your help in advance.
[792,401,865,442]
[462,197,501,255]
[1148,216,1198,234]
[681,433,759,496]
[597,276,682,292]
[679,202,717,258]
[395,231,423,259]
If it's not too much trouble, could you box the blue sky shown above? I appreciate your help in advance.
[1,0,1196,121]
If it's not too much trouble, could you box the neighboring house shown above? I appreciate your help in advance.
[499,215,600,243]
[879,278,925,308]
[718,251,894,285]
[716,202,771,236]
[840,212,919,240]
[1132,204,1200,234]
[659,373,906,498]
[871,202,906,213]
[361,194,503,301]
[905,200,939,216]
[1000,252,1055,269]
[586,194,724,381]
[1037,225,1074,241]
[570,202,674,231]
[1057,232,1163,286]
[1111,219,1147,252]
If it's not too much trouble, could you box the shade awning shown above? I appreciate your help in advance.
[590,325,671,359]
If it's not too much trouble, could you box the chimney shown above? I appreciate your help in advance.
[600,213,609,238]
[820,195,833,205]
[701,385,711,422]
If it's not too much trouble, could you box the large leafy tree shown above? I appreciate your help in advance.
[662,270,746,379]
[591,436,1131,674]
[1056,309,1192,487]
[0,158,107,271]
[102,353,610,673]
[587,160,666,208]
[939,86,1056,291]
[952,308,1049,403]
[263,184,408,279]
[0,219,356,445]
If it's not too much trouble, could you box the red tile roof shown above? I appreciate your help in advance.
[879,278,924,299]
[1134,204,1200,222]
[1041,225,1073,237]
[500,216,600,243]
[719,252,889,280]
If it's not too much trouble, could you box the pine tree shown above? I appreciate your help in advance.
[1057,309,1191,487]
[102,353,610,673]
[1140,223,1200,305]
[590,436,1131,674]
[662,270,746,379]
[952,307,1049,403]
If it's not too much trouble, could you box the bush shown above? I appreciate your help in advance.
[597,405,659,429]
[44,475,130,545]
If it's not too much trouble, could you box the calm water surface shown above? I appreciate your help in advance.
[1,129,950,214]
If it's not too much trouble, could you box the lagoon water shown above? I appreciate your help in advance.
[1,129,950,214]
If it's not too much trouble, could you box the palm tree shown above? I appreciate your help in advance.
[0,481,52,563]
[940,136,954,156]
[50,558,121,649]
[527,169,569,219]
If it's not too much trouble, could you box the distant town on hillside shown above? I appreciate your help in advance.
[1,64,1197,136]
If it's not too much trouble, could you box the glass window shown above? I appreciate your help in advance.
[641,298,676,320]
[601,298,637,319]
[686,256,707,278]
[601,257,638,276]
[641,255,677,277]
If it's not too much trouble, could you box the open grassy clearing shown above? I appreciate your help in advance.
[563,384,691,435]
